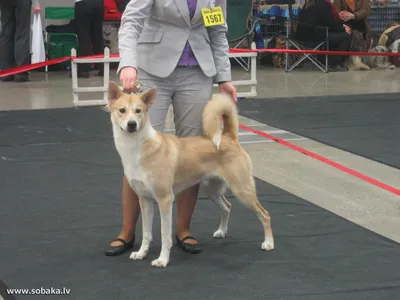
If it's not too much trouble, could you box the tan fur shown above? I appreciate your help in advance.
[107,81,274,268]
[202,93,239,146]
[345,56,370,71]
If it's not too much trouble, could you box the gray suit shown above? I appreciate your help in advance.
[0,0,39,81]
[117,0,231,83]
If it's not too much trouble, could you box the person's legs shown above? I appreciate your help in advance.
[105,69,173,256]
[171,66,214,252]
[74,0,92,77]
[329,32,351,67]
[89,0,105,75]
[107,176,140,247]
[13,0,32,82]
[0,1,16,81]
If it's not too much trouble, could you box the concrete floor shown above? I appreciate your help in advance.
[1,66,399,247]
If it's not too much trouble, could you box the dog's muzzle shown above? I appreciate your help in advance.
[126,121,138,133]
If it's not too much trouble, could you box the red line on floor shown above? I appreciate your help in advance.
[238,123,400,196]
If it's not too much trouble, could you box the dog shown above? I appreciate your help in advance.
[346,44,396,71]
[365,45,396,70]
[106,81,274,268]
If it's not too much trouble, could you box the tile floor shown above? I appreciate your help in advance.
[1,66,400,110]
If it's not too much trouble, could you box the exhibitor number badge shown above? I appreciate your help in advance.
[201,6,225,27]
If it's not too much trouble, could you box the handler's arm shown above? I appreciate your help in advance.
[117,0,154,73]
[206,0,232,83]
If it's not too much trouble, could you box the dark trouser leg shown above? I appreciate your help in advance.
[14,0,32,81]
[0,1,16,81]
[74,1,92,75]
[90,0,105,75]
[328,32,351,66]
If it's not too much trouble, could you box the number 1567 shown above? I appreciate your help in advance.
[206,14,221,23]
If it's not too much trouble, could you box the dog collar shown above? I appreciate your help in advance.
[123,80,144,94]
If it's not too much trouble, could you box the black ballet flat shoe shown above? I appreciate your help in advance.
[175,235,202,254]
[104,236,135,257]
[0,75,14,82]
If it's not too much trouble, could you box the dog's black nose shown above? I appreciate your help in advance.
[127,121,137,132]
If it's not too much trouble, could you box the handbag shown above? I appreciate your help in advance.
[31,14,46,64]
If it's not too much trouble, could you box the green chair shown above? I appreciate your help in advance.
[227,0,256,71]
[44,7,78,71]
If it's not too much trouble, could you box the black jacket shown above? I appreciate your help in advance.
[295,0,345,42]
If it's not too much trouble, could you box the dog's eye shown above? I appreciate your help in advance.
[119,108,126,113]
[135,108,141,113]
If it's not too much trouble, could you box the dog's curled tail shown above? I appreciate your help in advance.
[202,93,239,149]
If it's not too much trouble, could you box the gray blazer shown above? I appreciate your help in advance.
[117,0,231,83]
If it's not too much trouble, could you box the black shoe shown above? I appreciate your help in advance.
[78,71,90,78]
[175,235,202,254]
[0,75,15,82]
[14,74,29,82]
[104,236,135,257]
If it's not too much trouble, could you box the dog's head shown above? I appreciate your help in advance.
[372,45,389,53]
[106,81,156,134]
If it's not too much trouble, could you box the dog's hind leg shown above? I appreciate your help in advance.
[224,169,274,251]
[129,196,154,261]
[212,195,232,238]
[152,193,174,268]
[204,178,231,238]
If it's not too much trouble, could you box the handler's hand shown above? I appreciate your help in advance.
[33,5,41,14]
[219,81,237,102]
[120,67,138,92]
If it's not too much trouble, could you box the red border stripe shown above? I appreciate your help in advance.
[238,123,400,196]
[229,48,400,56]
[1,48,400,78]
[0,57,70,78]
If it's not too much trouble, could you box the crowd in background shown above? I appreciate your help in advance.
[1,0,399,81]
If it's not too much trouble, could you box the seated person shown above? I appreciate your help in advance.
[296,0,352,70]
[334,0,371,50]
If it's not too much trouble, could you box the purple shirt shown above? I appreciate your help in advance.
[177,0,199,66]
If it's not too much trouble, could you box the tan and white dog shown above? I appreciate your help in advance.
[107,81,274,268]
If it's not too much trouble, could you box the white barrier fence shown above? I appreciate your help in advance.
[71,45,258,107]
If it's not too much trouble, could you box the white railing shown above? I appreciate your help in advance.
[71,45,258,107]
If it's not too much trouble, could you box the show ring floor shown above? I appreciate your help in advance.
[0,104,400,300]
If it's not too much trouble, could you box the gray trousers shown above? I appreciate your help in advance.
[0,0,32,71]
[138,66,214,137]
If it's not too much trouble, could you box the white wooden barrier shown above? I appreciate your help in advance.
[71,45,258,107]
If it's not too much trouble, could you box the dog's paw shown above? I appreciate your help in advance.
[151,258,169,268]
[129,251,147,260]
[213,229,227,238]
[261,238,274,251]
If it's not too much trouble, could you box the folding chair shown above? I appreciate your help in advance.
[282,1,329,72]
[44,7,78,72]
[227,0,256,71]
[285,19,329,72]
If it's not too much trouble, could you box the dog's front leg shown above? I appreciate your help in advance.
[151,194,174,268]
[129,197,154,261]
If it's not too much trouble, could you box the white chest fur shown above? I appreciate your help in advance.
[112,123,156,199]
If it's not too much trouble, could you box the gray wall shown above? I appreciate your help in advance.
[38,0,75,25]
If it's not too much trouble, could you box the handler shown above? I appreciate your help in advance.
[105,0,237,256]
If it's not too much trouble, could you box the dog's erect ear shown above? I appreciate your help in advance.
[141,88,157,109]
[108,81,123,104]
